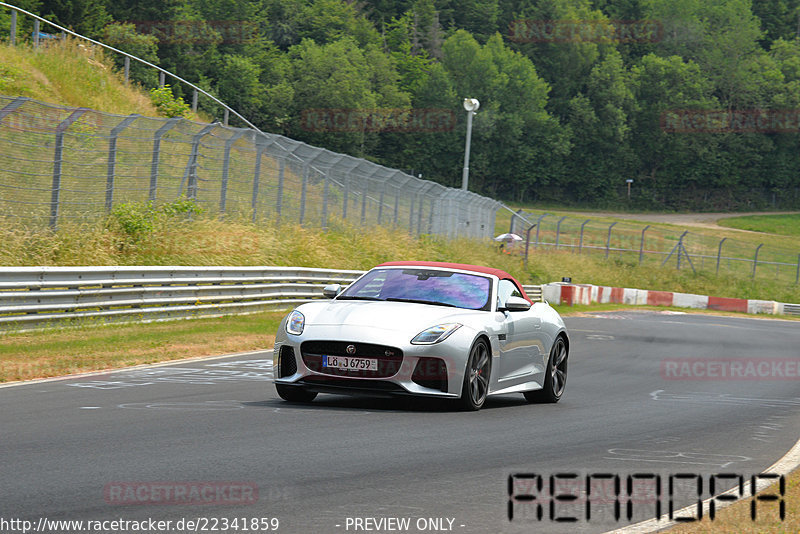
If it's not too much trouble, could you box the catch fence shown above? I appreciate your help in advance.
[0,95,500,238]
[510,211,800,285]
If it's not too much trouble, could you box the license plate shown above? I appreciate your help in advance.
[322,355,378,371]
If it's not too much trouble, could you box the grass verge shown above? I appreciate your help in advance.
[718,213,800,237]
[0,311,284,383]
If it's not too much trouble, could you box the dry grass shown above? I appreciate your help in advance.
[0,311,284,383]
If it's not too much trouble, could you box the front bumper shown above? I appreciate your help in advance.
[273,325,474,398]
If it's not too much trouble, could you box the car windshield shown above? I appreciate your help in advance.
[339,268,492,310]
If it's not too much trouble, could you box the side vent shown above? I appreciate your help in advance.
[279,346,297,377]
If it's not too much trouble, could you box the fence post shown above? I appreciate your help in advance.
[393,187,399,227]
[377,183,385,224]
[716,237,728,274]
[417,195,425,235]
[534,214,549,249]
[796,254,799,284]
[123,56,130,84]
[159,71,165,87]
[181,123,216,201]
[224,109,229,127]
[10,11,16,46]
[342,175,349,219]
[408,192,416,234]
[105,114,139,212]
[275,158,284,222]
[50,108,88,229]
[220,129,247,214]
[524,224,536,268]
[578,219,590,254]
[361,177,368,226]
[33,19,39,48]
[555,215,568,250]
[150,117,179,202]
[250,139,266,223]
[192,90,198,113]
[639,225,650,264]
[605,222,617,259]
[321,172,329,230]
[752,244,763,278]
[299,164,308,225]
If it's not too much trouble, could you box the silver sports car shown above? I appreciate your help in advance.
[273,261,569,410]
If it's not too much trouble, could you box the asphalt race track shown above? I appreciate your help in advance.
[2,310,800,534]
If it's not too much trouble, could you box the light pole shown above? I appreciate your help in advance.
[461,98,479,190]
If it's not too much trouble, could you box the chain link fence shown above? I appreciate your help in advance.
[0,95,500,238]
[510,211,800,285]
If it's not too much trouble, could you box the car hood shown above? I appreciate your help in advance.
[297,300,484,333]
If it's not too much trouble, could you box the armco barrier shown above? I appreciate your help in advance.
[0,266,545,331]
[542,282,800,317]
[0,266,364,330]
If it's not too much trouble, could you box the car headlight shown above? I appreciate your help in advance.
[411,323,462,345]
[286,310,305,335]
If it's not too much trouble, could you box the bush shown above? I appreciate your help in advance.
[149,85,191,118]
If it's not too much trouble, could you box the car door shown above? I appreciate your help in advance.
[495,280,547,383]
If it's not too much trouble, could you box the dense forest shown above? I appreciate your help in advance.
[6,0,800,210]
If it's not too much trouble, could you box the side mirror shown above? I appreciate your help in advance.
[504,296,532,312]
[323,284,343,298]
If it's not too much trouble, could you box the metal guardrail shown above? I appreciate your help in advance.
[0,267,364,330]
[0,267,545,331]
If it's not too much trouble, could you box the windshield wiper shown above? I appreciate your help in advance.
[385,297,456,307]
[336,295,383,301]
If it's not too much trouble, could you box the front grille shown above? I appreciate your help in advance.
[412,357,448,392]
[279,345,297,377]
[301,341,403,378]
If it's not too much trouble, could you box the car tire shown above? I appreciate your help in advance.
[524,335,567,404]
[459,338,491,411]
[275,384,318,403]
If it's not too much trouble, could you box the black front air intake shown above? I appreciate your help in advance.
[412,357,448,392]
[300,341,403,378]
[279,345,297,377]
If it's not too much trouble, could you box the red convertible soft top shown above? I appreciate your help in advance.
[377,261,532,303]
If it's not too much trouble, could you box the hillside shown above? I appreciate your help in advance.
[0,38,160,115]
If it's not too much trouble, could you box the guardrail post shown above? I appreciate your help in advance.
[716,237,728,274]
[534,214,548,249]
[123,56,130,84]
[182,123,216,201]
[250,139,266,223]
[10,11,16,46]
[605,222,617,259]
[752,243,763,278]
[220,129,246,214]
[51,108,87,229]
[555,215,568,250]
[150,117,179,201]
[639,225,650,264]
[275,158,284,222]
[33,19,39,48]
[106,114,139,212]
